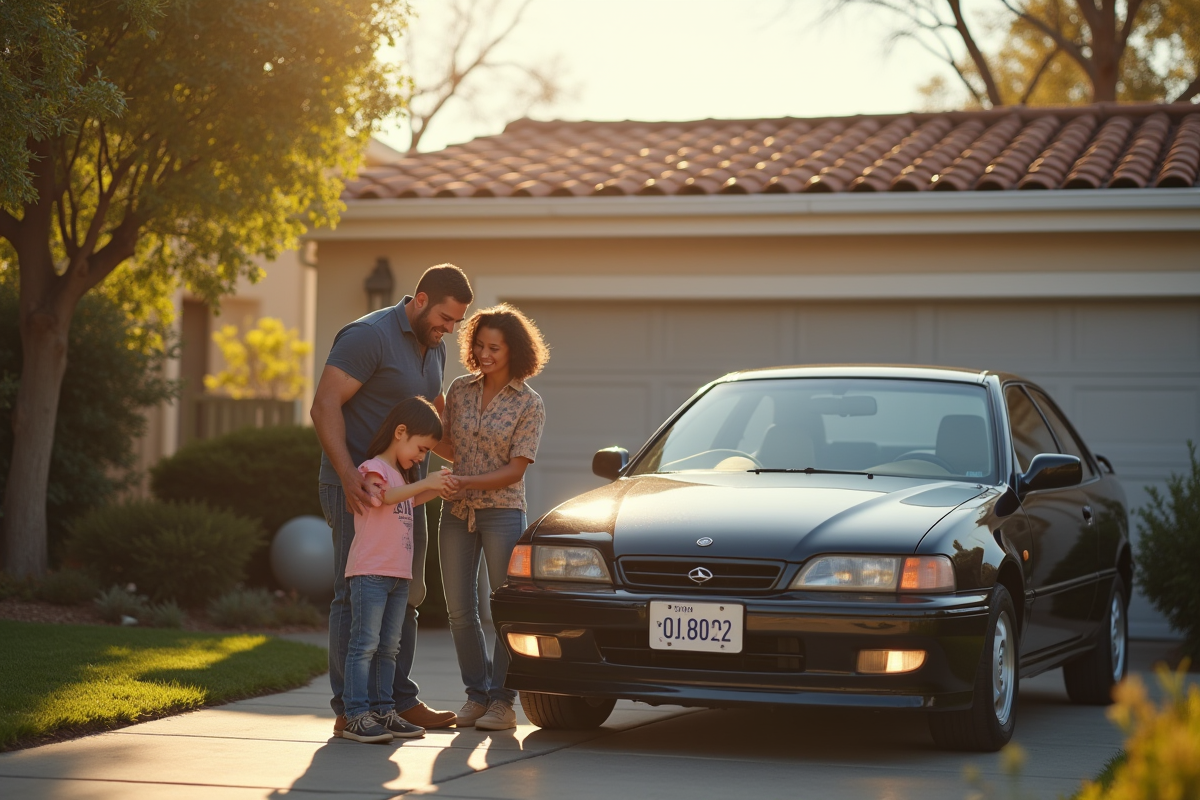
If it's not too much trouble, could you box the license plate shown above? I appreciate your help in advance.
[649,601,743,653]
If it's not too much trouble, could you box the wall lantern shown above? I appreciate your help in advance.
[364,257,395,312]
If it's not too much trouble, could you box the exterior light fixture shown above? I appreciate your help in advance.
[364,257,394,312]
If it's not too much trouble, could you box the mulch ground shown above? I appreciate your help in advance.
[0,597,328,635]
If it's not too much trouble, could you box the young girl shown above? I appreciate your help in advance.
[341,396,453,744]
[435,304,549,732]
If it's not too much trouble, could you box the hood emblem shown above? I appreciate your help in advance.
[696,537,713,547]
[688,567,714,584]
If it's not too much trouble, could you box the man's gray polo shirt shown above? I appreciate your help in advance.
[318,296,446,486]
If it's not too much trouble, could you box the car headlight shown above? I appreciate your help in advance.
[508,544,612,584]
[791,555,955,593]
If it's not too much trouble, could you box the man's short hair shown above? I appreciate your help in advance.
[415,264,473,307]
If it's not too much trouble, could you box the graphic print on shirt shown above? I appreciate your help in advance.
[393,498,414,554]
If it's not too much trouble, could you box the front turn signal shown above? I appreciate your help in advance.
[898,556,955,593]
[508,544,532,579]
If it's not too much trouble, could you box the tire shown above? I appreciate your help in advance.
[1063,575,1128,705]
[519,691,616,729]
[929,583,1018,752]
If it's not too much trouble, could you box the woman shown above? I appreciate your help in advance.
[435,303,549,731]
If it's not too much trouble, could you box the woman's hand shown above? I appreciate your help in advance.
[441,473,469,500]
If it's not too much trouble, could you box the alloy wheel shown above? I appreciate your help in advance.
[1110,594,1127,681]
[992,612,1015,727]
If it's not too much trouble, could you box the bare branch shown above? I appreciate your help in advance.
[946,0,1003,105]
[1120,0,1146,47]
[1173,68,1200,103]
[1019,46,1061,104]
[998,0,1091,76]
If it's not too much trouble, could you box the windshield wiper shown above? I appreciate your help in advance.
[749,467,875,479]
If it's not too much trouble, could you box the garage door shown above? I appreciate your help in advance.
[513,299,1200,639]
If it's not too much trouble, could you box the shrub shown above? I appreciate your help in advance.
[0,573,34,602]
[0,280,174,562]
[208,588,276,629]
[94,585,150,624]
[34,568,101,606]
[150,425,323,588]
[67,500,264,607]
[273,594,324,628]
[146,600,186,629]
[1135,442,1200,657]
[1077,665,1200,800]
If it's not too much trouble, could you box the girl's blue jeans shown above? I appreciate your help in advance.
[343,574,410,720]
[439,507,527,706]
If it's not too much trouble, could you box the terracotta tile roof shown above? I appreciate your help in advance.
[346,103,1200,200]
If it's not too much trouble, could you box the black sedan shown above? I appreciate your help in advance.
[493,366,1130,751]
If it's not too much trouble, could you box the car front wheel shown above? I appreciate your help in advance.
[928,583,1018,752]
[1063,575,1128,705]
[520,691,616,729]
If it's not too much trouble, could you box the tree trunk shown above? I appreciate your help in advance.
[2,301,71,577]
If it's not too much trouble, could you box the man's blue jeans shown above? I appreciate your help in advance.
[320,482,426,716]
[439,506,526,706]
[343,574,410,720]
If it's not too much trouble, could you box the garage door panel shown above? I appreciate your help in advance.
[526,463,606,518]
[663,305,787,366]
[934,306,1059,370]
[797,305,918,363]
[1074,303,1200,363]
[524,304,655,367]
[538,381,651,442]
[1074,386,1199,443]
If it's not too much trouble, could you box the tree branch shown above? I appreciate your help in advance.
[1019,46,1060,104]
[998,0,1091,77]
[946,0,1003,105]
[1173,68,1200,103]
[1119,0,1145,48]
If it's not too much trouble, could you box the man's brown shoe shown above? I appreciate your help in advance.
[333,714,347,738]
[399,701,456,729]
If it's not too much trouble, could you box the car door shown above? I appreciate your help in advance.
[1026,388,1119,620]
[1005,384,1098,656]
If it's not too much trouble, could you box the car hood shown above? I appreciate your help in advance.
[535,473,986,562]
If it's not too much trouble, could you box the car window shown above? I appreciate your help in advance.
[1027,389,1095,479]
[1004,385,1059,473]
[632,378,997,483]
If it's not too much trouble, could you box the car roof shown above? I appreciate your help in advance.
[718,364,1026,385]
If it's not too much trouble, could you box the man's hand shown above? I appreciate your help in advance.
[340,468,379,515]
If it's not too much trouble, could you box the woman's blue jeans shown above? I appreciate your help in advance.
[439,507,526,706]
[343,574,410,720]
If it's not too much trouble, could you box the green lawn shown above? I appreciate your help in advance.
[0,620,327,750]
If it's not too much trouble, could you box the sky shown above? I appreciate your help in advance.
[374,0,967,155]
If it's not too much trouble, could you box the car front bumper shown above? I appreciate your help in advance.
[492,585,992,711]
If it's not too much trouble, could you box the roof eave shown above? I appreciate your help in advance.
[310,188,1200,241]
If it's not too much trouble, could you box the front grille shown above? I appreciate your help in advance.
[595,628,805,673]
[617,557,784,592]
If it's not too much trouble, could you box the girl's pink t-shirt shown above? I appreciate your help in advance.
[346,458,415,579]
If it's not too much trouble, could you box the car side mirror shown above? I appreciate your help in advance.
[1019,453,1082,495]
[592,446,629,481]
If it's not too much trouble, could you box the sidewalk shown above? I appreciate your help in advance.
[0,632,1183,800]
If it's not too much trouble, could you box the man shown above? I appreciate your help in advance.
[311,263,472,735]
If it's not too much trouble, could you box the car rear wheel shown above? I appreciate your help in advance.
[519,691,616,729]
[928,583,1018,752]
[1063,575,1128,705]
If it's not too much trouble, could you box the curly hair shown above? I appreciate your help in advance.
[459,303,550,381]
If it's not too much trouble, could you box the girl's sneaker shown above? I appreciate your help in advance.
[373,710,425,739]
[342,713,392,743]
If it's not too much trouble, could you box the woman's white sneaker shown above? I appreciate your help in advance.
[474,700,516,731]
[455,700,487,727]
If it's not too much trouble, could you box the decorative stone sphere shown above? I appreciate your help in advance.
[271,516,334,602]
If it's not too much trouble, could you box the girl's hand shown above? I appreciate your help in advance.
[441,473,469,500]
[422,468,452,495]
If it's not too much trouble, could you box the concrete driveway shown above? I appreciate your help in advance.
[0,629,1172,800]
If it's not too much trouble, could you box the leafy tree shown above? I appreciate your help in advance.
[0,0,410,576]
[0,278,173,562]
[829,0,1200,107]
[204,317,312,401]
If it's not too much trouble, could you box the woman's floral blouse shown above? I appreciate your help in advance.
[442,373,545,531]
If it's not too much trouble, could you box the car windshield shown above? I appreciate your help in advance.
[630,378,997,483]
